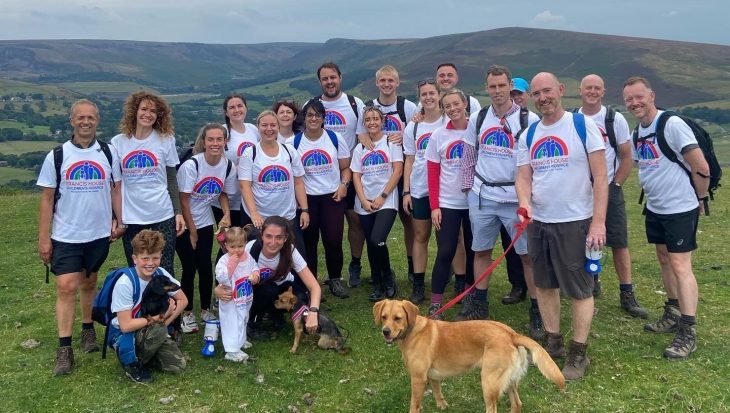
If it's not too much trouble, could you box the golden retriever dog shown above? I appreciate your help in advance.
[373,299,565,413]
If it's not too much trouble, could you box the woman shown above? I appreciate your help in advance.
[176,123,237,332]
[272,100,302,144]
[424,89,475,319]
[351,106,403,301]
[214,216,321,341]
[111,91,183,276]
[402,79,447,304]
[288,99,352,299]
[239,111,309,255]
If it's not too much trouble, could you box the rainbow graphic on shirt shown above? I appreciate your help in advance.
[257,165,290,193]
[233,277,253,300]
[362,150,389,166]
[383,115,403,133]
[416,133,431,153]
[530,136,569,172]
[122,150,158,180]
[237,141,255,157]
[302,149,333,166]
[259,267,274,282]
[193,177,224,198]
[636,140,661,171]
[479,127,516,160]
[64,160,107,193]
[325,110,346,126]
[445,141,464,160]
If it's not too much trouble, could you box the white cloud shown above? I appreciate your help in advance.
[533,10,565,24]
[661,10,679,17]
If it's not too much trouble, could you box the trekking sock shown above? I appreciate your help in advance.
[667,298,680,307]
[431,293,443,305]
[454,273,466,281]
[407,256,414,275]
[619,284,633,293]
[413,272,425,286]
[474,288,488,302]
[679,314,696,326]
[59,336,72,347]
[82,322,94,331]
[350,256,361,266]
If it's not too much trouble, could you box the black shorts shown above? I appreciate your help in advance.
[410,196,432,220]
[345,183,356,210]
[51,237,110,276]
[605,184,628,248]
[645,207,699,253]
[396,175,407,215]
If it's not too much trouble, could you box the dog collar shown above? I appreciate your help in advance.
[292,305,309,321]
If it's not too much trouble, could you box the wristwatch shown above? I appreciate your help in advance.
[380,192,388,199]
[300,208,309,213]
[308,307,319,312]
[118,223,129,229]
[340,181,350,188]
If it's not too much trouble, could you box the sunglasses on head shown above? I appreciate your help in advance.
[417,78,437,87]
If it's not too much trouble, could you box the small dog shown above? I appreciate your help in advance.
[139,275,180,318]
[373,299,565,413]
[274,287,349,354]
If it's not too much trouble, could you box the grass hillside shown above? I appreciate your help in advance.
[1,173,728,412]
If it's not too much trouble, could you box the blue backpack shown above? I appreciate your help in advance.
[525,112,592,181]
[293,129,339,151]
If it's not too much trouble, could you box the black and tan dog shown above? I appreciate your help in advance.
[373,299,565,413]
[139,275,180,318]
[274,287,349,354]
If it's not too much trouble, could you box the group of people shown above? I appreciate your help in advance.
[37,60,708,383]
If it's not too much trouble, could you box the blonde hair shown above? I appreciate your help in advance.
[440,89,467,105]
[119,91,175,137]
[256,110,279,126]
[375,64,399,82]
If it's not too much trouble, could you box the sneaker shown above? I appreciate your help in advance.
[348,261,362,288]
[528,306,546,341]
[329,278,350,298]
[544,332,566,359]
[664,324,697,360]
[409,284,425,305]
[620,291,649,319]
[53,346,74,376]
[123,362,154,383]
[243,340,253,349]
[200,310,217,322]
[455,298,489,321]
[592,277,603,298]
[225,351,249,362]
[501,286,527,305]
[80,329,100,353]
[181,312,199,333]
[644,302,680,333]
[562,340,590,380]
[427,303,444,320]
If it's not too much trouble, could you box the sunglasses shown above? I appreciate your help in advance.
[499,116,512,135]
[417,78,437,87]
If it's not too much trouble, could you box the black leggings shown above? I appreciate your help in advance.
[303,193,346,280]
[176,225,214,312]
[359,209,397,285]
[122,216,177,277]
[432,208,474,294]
[501,225,526,289]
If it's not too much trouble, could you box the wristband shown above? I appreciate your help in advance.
[300,208,309,213]
[308,307,319,312]
[402,191,411,197]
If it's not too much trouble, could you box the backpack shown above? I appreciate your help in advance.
[251,142,293,164]
[571,106,617,149]
[176,144,194,171]
[365,96,407,124]
[313,94,359,121]
[91,267,143,358]
[633,110,722,215]
[53,140,114,212]
[184,156,233,179]
[293,130,339,151]
[525,112,592,183]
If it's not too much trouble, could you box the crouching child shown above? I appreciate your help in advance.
[109,229,188,383]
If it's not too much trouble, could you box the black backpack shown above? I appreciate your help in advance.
[176,143,194,170]
[250,142,293,163]
[53,140,114,212]
[571,106,617,149]
[633,110,722,214]
[365,96,407,124]
[179,152,233,179]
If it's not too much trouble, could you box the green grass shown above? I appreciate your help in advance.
[0,166,37,182]
[1,173,729,412]
[0,120,51,136]
[0,140,56,155]
[58,82,154,95]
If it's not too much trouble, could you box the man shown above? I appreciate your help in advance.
[37,99,123,375]
[436,63,482,115]
[510,77,530,109]
[623,76,709,360]
[310,61,366,297]
[516,72,608,380]
[577,74,648,318]
[459,65,544,341]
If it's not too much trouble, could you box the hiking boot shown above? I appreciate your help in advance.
[369,284,385,302]
[544,332,566,359]
[80,328,99,353]
[644,303,680,333]
[53,346,74,376]
[501,286,527,305]
[123,361,154,383]
[454,277,466,296]
[329,278,349,298]
[181,312,199,333]
[455,298,489,321]
[408,271,414,283]
[562,341,590,380]
[664,324,697,360]
[410,284,425,305]
[528,306,546,341]
[348,261,362,288]
[620,291,649,319]
[427,303,444,320]
[592,277,603,298]
[457,293,474,316]
[383,269,397,299]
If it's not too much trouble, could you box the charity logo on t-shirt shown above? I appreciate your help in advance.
[444,141,464,167]
[416,133,431,155]
[325,110,347,135]
[530,136,569,172]
[259,267,274,281]
[301,149,333,175]
[65,160,106,193]
[237,141,255,157]
[122,150,159,180]
[636,140,660,170]
[384,115,404,133]
[480,127,515,159]
[361,150,390,176]
[192,176,224,201]
[233,277,253,299]
[257,165,290,193]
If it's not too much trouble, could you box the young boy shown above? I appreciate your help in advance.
[109,229,188,383]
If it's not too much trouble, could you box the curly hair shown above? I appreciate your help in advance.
[131,229,166,255]
[119,91,175,137]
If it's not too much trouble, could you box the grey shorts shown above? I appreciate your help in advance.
[527,218,594,300]
[468,193,527,254]
[606,184,628,248]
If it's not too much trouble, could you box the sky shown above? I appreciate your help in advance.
[0,0,727,46]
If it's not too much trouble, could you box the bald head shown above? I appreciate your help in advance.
[579,74,606,110]
[531,72,560,91]
[530,72,564,123]
[580,74,604,89]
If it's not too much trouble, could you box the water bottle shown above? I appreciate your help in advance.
[201,319,220,357]
[585,245,602,274]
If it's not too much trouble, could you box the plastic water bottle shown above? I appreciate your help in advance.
[201,319,220,357]
[585,245,602,274]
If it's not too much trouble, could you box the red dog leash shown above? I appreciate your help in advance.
[428,207,531,319]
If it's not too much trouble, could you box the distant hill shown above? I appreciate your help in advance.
[1,27,729,108]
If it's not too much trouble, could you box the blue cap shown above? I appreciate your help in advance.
[512,77,529,93]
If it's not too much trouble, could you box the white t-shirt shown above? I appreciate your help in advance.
[417,95,481,116]
[286,130,350,196]
[356,97,419,135]
[215,253,257,306]
[37,140,122,243]
[579,106,631,183]
[245,240,307,285]
[110,268,180,328]
[634,111,699,214]
[464,106,540,203]
[425,123,469,209]
[215,123,260,211]
[110,131,179,224]
[319,94,365,152]
[238,142,304,221]
[350,137,404,214]
[177,153,238,229]
[402,116,448,199]
[278,132,294,145]
[516,112,604,223]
